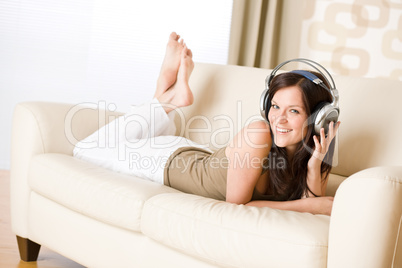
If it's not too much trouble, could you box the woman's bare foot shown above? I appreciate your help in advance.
[154,32,184,99]
[157,46,194,113]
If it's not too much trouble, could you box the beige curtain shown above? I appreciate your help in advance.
[228,0,283,68]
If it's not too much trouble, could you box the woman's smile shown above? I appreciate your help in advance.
[276,127,292,134]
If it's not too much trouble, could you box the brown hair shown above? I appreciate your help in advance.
[266,71,335,200]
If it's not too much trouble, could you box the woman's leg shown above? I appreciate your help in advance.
[74,32,191,148]
[105,43,194,143]
[73,33,200,184]
[156,44,194,114]
[117,45,200,183]
[154,32,184,100]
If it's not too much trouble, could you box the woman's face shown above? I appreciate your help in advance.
[268,86,308,155]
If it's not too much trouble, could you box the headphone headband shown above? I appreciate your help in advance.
[289,70,324,86]
[265,58,339,107]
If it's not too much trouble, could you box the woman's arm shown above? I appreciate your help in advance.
[225,121,272,205]
[306,160,326,197]
[246,196,334,216]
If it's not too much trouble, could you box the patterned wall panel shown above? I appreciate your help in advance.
[299,0,402,81]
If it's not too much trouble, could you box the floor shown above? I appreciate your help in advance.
[0,170,84,268]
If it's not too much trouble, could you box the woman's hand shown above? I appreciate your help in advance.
[308,196,334,216]
[308,121,341,168]
[306,121,340,197]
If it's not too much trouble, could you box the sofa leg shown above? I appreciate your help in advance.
[16,236,41,262]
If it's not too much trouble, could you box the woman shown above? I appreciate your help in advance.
[74,32,340,216]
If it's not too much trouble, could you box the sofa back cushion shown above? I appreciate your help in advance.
[332,75,402,176]
[177,63,268,151]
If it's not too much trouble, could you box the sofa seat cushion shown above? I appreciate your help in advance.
[28,153,179,232]
[141,193,331,268]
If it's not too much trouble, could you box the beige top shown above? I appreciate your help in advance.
[164,146,285,201]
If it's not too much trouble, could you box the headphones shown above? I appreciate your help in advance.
[260,58,339,135]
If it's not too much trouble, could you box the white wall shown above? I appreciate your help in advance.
[0,0,233,169]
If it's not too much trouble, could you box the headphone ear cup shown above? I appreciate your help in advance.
[311,102,339,135]
[260,88,270,121]
[264,93,271,121]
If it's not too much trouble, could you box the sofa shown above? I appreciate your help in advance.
[10,62,402,267]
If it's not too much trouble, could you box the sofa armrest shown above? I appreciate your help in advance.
[328,166,402,268]
[10,101,121,237]
[11,101,122,156]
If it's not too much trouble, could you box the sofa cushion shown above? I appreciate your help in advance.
[141,193,330,268]
[28,153,179,232]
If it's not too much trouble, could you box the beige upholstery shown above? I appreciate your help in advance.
[142,193,330,267]
[10,63,402,267]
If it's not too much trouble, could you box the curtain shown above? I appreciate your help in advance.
[228,0,283,68]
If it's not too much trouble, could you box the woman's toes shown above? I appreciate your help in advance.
[169,32,178,41]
